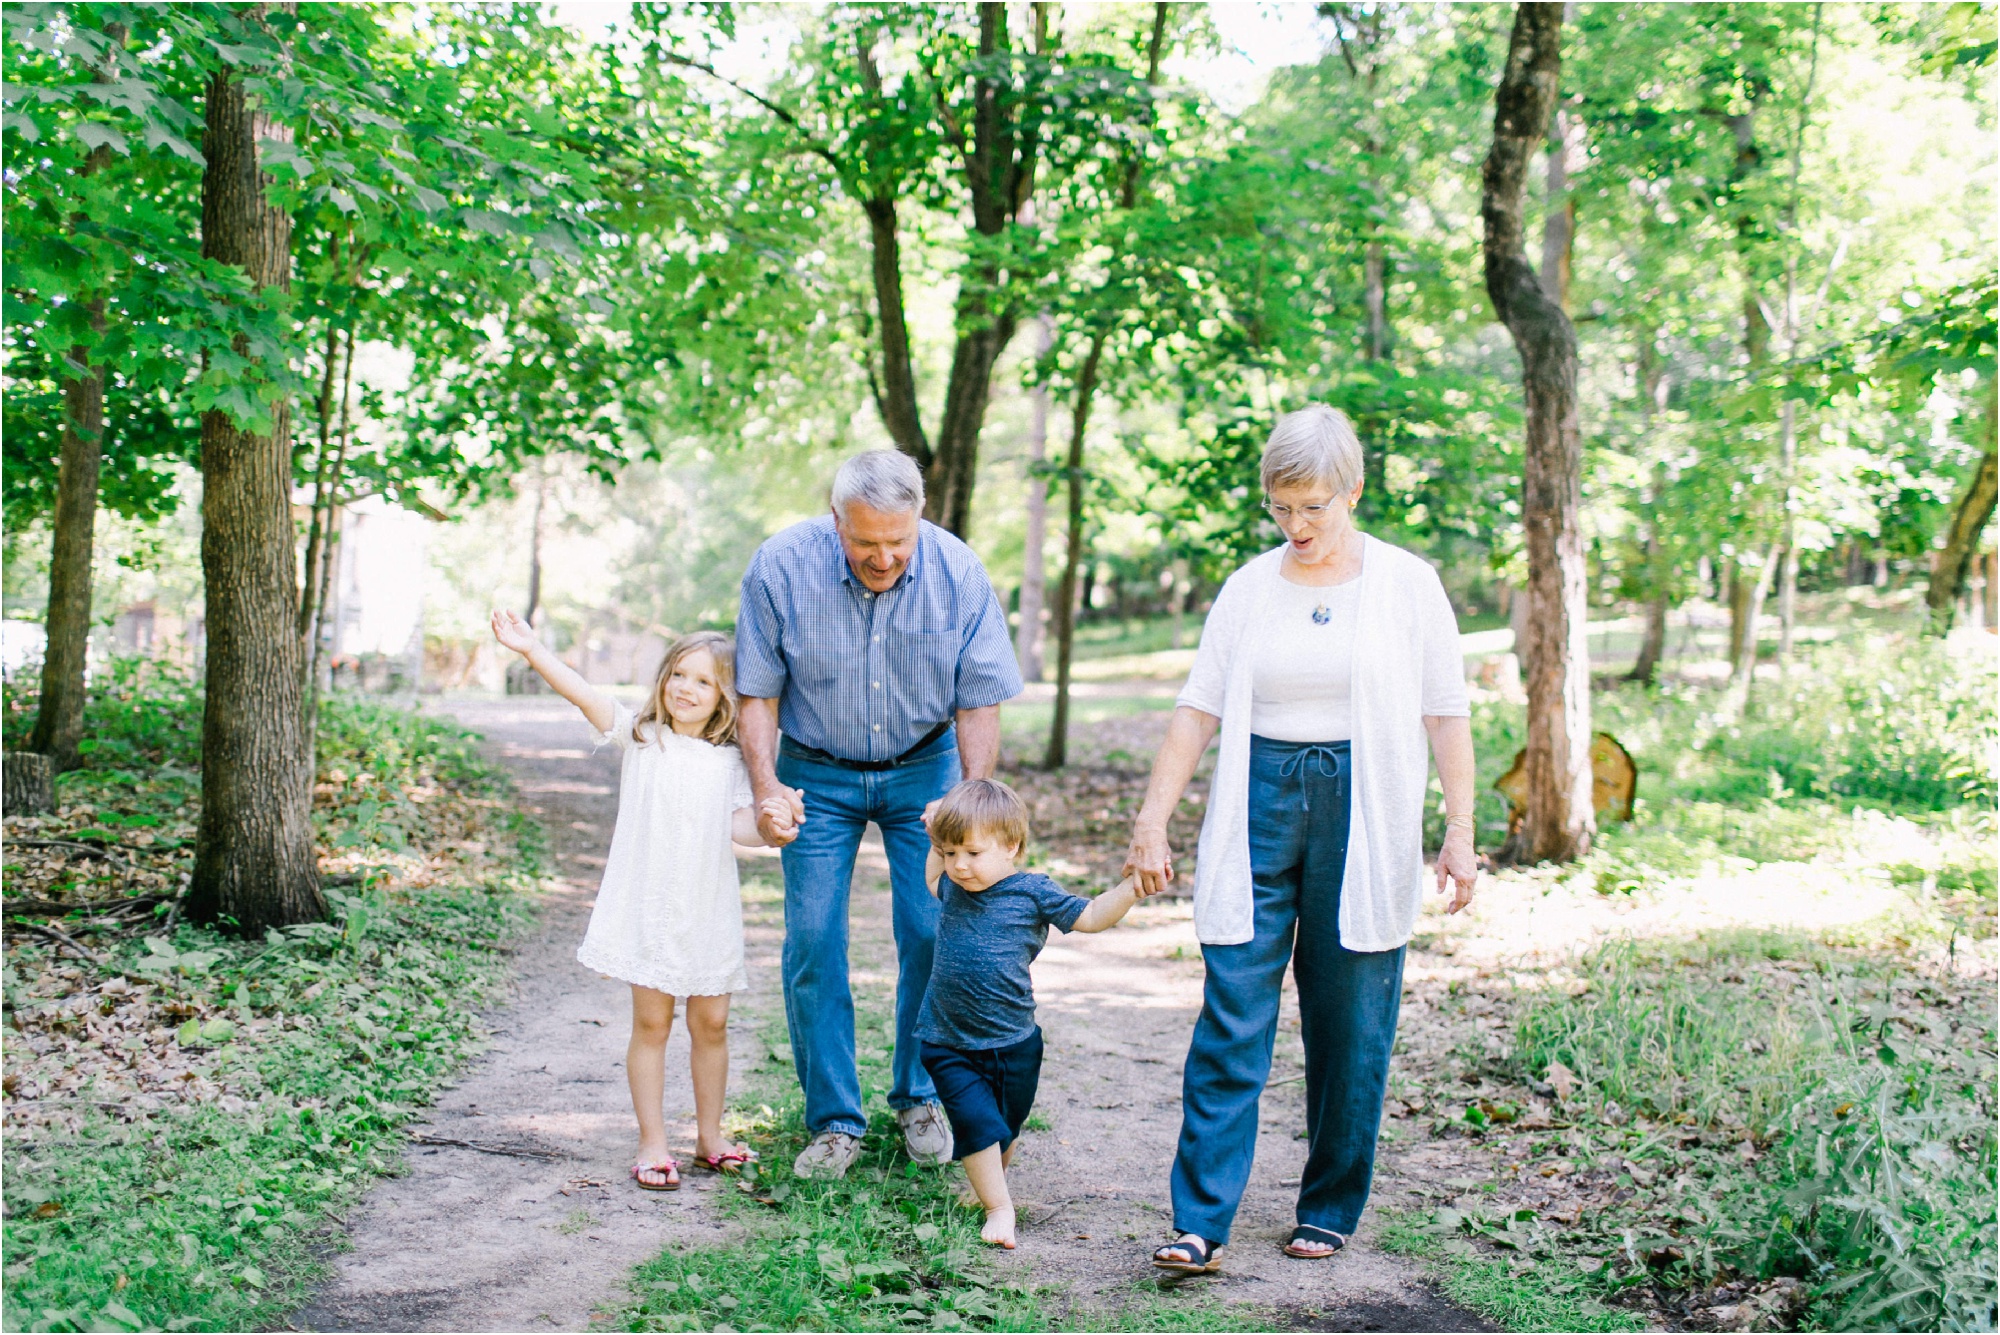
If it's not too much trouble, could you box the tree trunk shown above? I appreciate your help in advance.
[28,25,125,774]
[1043,333,1106,771]
[1483,2,1593,866]
[1723,542,1779,717]
[926,300,1018,537]
[188,26,326,936]
[1776,399,1799,670]
[1627,339,1669,685]
[1363,241,1388,362]
[860,193,931,467]
[4,751,55,816]
[29,327,107,773]
[1539,103,1575,311]
[1015,316,1053,682]
[525,467,548,628]
[1926,380,1998,636]
[1628,582,1668,685]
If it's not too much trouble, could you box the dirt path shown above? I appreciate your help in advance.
[296,696,1479,1332]
[295,696,785,1333]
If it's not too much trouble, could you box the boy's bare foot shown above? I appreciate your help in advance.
[954,1183,983,1210]
[981,1204,1017,1249]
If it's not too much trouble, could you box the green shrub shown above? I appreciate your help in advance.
[1512,937,1998,1331]
[1594,636,1997,816]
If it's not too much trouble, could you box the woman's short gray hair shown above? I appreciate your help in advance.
[1260,404,1364,499]
[831,449,926,518]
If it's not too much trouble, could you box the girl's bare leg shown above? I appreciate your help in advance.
[685,993,735,1161]
[961,1145,1015,1248]
[628,985,678,1187]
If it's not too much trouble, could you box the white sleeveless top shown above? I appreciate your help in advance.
[575,703,753,996]
[1250,576,1362,742]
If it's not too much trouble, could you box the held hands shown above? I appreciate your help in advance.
[1122,822,1173,900]
[756,788,806,847]
[491,609,538,656]
[1435,823,1479,914]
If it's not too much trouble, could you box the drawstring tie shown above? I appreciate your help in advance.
[1276,744,1347,811]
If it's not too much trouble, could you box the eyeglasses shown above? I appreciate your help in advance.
[1261,499,1338,523]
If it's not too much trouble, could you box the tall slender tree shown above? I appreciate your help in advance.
[1482,1,1594,864]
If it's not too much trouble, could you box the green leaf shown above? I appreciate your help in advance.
[72,122,128,154]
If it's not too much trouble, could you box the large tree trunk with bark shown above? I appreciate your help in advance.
[1927,379,1998,635]
[1483,2,1593,865]
[187,33,325,936]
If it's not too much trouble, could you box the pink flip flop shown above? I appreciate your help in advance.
[692,1145,759,1175]
[631,1158,680,1191]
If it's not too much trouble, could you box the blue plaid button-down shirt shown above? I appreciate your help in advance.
[735,516,1023,762]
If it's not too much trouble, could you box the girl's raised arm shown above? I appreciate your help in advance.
[490,609,617,736]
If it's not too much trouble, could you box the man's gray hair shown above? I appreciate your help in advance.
[830,449,926,518]
[1260,403,1365,499]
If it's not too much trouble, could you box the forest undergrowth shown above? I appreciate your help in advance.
[1,661,542,1333]
[1383,633,1998,1333]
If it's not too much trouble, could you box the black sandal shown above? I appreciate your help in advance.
[1152,1234,1223,1275]
[1283,1224,1346,1259]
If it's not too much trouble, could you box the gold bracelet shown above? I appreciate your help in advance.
[1444,814,1475,828]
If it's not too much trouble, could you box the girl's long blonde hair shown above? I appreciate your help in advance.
[634,631,739,747]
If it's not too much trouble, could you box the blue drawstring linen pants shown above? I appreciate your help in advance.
[1169,736,1407,1245]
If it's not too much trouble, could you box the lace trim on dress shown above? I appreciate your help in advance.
[575,942,748,997]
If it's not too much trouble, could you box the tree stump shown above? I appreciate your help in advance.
[1496,731,1638,849]
[4,751,55,815]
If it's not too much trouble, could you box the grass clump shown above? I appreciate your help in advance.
[1511,935,1997,1331]
[1377,1213,1644,1332]
[3,664,540,1332]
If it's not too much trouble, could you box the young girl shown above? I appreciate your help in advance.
[491,612,794,1191]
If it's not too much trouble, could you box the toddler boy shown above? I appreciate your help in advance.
[917,777,1147,1248]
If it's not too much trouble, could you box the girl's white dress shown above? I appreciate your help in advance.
[575,702,753,996]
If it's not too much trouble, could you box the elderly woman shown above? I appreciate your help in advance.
[1127,404,1479,1273]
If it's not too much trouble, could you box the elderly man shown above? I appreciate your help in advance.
[736,450,1023,1180]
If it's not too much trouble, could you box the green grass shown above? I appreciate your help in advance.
[1510,935,1997,1332]
[2,664,541,1332]
[605,998,1045,1333]
[1377,1213,1645,1333]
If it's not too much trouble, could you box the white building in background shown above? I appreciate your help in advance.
[321,494,429,692]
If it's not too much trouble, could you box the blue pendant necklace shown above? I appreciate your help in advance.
[1311,601,1331,625]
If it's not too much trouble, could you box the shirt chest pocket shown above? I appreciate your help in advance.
[888,626,958,723]
[780,620,848,694]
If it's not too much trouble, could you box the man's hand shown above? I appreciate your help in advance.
[1435,826,1478,914]
[757,787,805,847]
[1122,821,1175,900]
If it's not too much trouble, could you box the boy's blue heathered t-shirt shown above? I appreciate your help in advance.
[916,871,1090,1051]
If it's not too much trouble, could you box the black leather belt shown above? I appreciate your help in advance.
[780,720,954,772]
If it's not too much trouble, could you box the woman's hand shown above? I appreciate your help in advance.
[1435,824,1478,914]
[1123,821,1175,899]
[491,608,538,655]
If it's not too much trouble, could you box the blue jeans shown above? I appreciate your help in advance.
[777,733,958,1137]
[1170,737,1406,1245]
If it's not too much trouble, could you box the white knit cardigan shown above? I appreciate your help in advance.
[1177,536,1469,951]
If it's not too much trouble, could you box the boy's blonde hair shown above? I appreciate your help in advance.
[635,631,738,746]
[928,778,1031,853]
